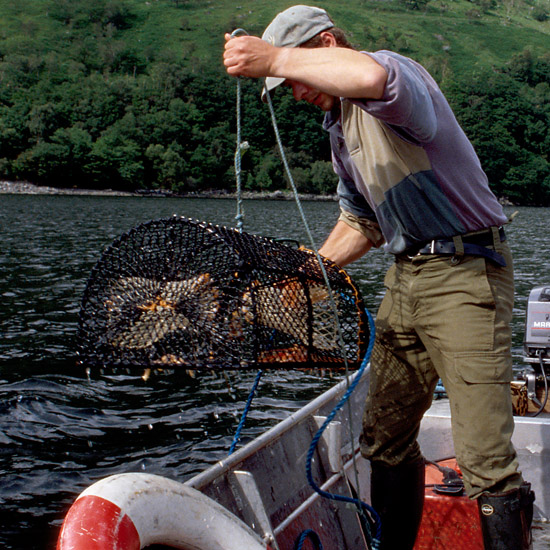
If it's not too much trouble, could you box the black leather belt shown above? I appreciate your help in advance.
[400,226,507,267]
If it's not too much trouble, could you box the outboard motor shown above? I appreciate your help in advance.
[514,286,550,416]
[523,286,550,372]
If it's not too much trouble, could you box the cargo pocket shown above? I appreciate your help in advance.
[454,352,513,385]
[450,353,516,477]
[450,353,513,440]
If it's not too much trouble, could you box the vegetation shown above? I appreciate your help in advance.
[0,0,549,204]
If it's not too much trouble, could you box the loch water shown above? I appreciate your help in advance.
[0,194,548,549]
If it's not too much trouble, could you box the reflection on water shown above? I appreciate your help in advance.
[0,195,548,549]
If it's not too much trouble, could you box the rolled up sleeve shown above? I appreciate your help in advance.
[337,178,384,247]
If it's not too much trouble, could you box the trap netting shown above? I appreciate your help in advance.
[78,217,369,370]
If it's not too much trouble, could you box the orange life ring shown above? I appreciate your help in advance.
[57,472,272,550]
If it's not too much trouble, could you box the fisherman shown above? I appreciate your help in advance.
[224,5,534,550]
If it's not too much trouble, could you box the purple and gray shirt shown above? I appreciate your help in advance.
[323,50,507,255]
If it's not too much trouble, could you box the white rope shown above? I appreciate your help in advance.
[263,85,351,370]
[230,28,250,233]
[262,84,364,497]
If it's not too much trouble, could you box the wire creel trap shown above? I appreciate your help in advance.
[78,217,369,370]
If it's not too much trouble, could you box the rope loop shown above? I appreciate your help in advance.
[305,309,382,549]
[294,529,323,550]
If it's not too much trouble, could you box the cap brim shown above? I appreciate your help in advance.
[261,76,286,103]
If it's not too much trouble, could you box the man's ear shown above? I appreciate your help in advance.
[319,31,337,47]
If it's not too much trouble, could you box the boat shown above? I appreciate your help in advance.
[57,366,550,549]
[57,278,550,550]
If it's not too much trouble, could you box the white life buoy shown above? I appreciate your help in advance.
[57,472,272,550]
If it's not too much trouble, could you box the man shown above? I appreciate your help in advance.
[223,5,534,549]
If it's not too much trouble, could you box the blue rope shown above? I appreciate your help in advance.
[305,308,382,549]
[294,529,323,550]
[228,369,264,455]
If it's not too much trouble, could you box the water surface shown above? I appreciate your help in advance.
[0,195,547,549]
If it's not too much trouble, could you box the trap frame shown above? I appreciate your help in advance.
[78,216,369,370]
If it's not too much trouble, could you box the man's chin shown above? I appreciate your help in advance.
[319,99,335,111]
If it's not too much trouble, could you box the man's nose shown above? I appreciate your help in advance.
[291,82,309,101]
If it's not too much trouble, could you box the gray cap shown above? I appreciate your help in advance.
[261,5,334,101]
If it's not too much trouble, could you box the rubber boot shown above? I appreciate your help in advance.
[370,458,425,550]
[478,483,535,550]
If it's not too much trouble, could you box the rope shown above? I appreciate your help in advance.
[228,369,264,455]
[227,40,381,548]
[294,529,323,550]
[262,85,358,395]
[230,28,249,233]
[262,84,367,513]
[305,308,382,549]
[227,29,261,458]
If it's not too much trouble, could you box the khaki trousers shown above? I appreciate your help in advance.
[360,242,523,497]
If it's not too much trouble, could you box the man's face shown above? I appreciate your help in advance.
[284,80,336,112]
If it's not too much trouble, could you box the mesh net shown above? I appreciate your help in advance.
[78,217,369,370]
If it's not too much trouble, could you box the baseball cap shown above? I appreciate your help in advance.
[261,5,334,101]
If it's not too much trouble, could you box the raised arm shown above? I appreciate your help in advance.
[223,32,387,100]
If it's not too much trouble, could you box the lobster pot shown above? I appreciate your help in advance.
[78,217,368,370]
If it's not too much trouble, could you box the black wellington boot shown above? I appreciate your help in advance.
[478,483,535,550]
[370,458,425,550]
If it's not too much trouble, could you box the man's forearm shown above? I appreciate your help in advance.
[271,45,387,99]
[319,220,373,267]
[223,33,387,100]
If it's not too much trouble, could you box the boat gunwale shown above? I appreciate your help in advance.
[186,368,367,490]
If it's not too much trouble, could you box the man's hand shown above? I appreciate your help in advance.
[319,220,373,267]
[224,34,281,79]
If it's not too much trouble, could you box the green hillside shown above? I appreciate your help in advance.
[1,0,549,203]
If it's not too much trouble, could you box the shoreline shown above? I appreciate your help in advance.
[0,180,338,202]
[1,180,518,206]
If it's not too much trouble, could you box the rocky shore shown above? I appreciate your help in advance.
[1,180,516,206]
[0,180,134,196]
[0,180,338,201]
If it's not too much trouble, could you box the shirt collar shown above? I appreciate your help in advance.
[322,100,342,132]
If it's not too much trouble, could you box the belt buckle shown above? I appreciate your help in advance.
[407,240,435,259]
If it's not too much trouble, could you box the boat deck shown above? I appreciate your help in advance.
[185,371,550,550]
[420,398,550,521]
[533,520,550,549]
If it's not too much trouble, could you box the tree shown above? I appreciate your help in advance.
[448,66,550,205]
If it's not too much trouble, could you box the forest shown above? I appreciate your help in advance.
[0,0,549,204]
